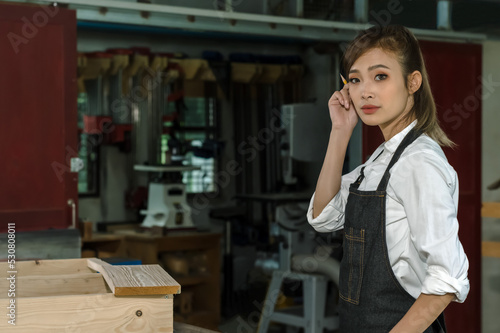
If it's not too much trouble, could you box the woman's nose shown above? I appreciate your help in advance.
[361,83,374,99]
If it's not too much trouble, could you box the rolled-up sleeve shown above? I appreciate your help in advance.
[391,151,470,303]
[307,164,362,233]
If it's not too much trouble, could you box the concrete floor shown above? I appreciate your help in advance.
[218,220,500,333]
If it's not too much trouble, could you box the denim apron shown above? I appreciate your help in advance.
[338,128,446,332]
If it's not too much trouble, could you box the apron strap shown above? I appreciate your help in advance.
[376,127,422,192]
[351,149,384,189]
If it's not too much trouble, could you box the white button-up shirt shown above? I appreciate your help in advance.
[307,120,470,302]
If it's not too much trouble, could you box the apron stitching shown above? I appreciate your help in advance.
[339,293,359,305]
[356,229,365,301]
[380,193,419,302]
[348,227,353,300]
[339,128,443,331]
[345,234,365,241]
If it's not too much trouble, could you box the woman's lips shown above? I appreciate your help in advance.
[361,106,380,114]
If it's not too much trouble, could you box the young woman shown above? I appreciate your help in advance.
[307,25,469,333]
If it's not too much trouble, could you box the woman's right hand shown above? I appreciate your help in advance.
[328,82,358,133]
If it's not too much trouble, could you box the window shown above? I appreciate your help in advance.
[163,96,219,194]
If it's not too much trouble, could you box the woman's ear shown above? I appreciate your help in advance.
[408,71,422,94]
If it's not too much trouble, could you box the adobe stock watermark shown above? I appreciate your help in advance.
[8,5,60,54]
[6,222,17,326]
[442,74,500,130]
[51,66,164,182]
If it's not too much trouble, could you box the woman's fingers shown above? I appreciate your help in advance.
[329,84,351,110]
[341,84,350,109]
[329,91,343,106]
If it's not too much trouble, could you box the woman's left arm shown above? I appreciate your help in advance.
[390,149,470,331]
[389,293,454,333]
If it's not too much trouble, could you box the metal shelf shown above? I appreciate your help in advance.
[6,0,486,43]
[134,164,201,172]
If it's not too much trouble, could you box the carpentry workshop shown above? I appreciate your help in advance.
[1,0,499,332]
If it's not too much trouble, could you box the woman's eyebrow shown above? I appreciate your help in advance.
[349,64,390,74]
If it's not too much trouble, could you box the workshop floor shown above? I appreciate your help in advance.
[219,223,500,333]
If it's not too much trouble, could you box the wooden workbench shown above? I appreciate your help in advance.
[119,230,222,331]
[0,258,180,332]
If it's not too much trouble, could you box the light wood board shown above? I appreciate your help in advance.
[87,258,181,296]
[0,258,94,276]
[0,293,173,332]
[0,272,108,297]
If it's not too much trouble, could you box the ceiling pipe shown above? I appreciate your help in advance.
[355,0,369,23]
[437,0,453,30]
[3,0,485,42]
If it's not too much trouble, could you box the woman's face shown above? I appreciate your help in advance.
[348,47,414,138]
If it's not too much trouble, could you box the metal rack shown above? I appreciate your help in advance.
[6,0,486,43]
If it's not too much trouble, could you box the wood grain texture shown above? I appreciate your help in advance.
[87,258,181,296]
[0,273,108,297]
[482,241,500,258]
[0,294,173,332]
[0,259,94,276]
[482,202,500,218]
[124,232,221,329]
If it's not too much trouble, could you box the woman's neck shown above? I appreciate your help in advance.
[380,115,416,141]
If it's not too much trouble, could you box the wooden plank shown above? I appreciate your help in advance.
[0,259,93,276]
[258,64,286,84]
[81,57,111,80]
[482,241,500,258]
[482,202,500,218]
[88,258,181,296]
[0,293,173,332]
[231,63,261,83]
[0,273,108,297]
[178,59,204,80]
[124,233,221,328]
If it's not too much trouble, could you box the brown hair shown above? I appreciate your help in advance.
[342,25,455,147]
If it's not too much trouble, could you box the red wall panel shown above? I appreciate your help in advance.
[0,3,77,231]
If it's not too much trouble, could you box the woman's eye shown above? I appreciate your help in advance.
[375,74,387,81]
[349,78,359,83]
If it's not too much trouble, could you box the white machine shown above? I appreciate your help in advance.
[134,164,200,229]
[280,103,331,184]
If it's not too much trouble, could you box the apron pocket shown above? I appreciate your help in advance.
[339,227,366,305]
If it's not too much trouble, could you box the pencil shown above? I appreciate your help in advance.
[340,74,347,85]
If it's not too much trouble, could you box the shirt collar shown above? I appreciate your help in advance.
[382,120,418,154]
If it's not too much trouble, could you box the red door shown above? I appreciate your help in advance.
[363,40,482,332]
[0,3,77,232]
